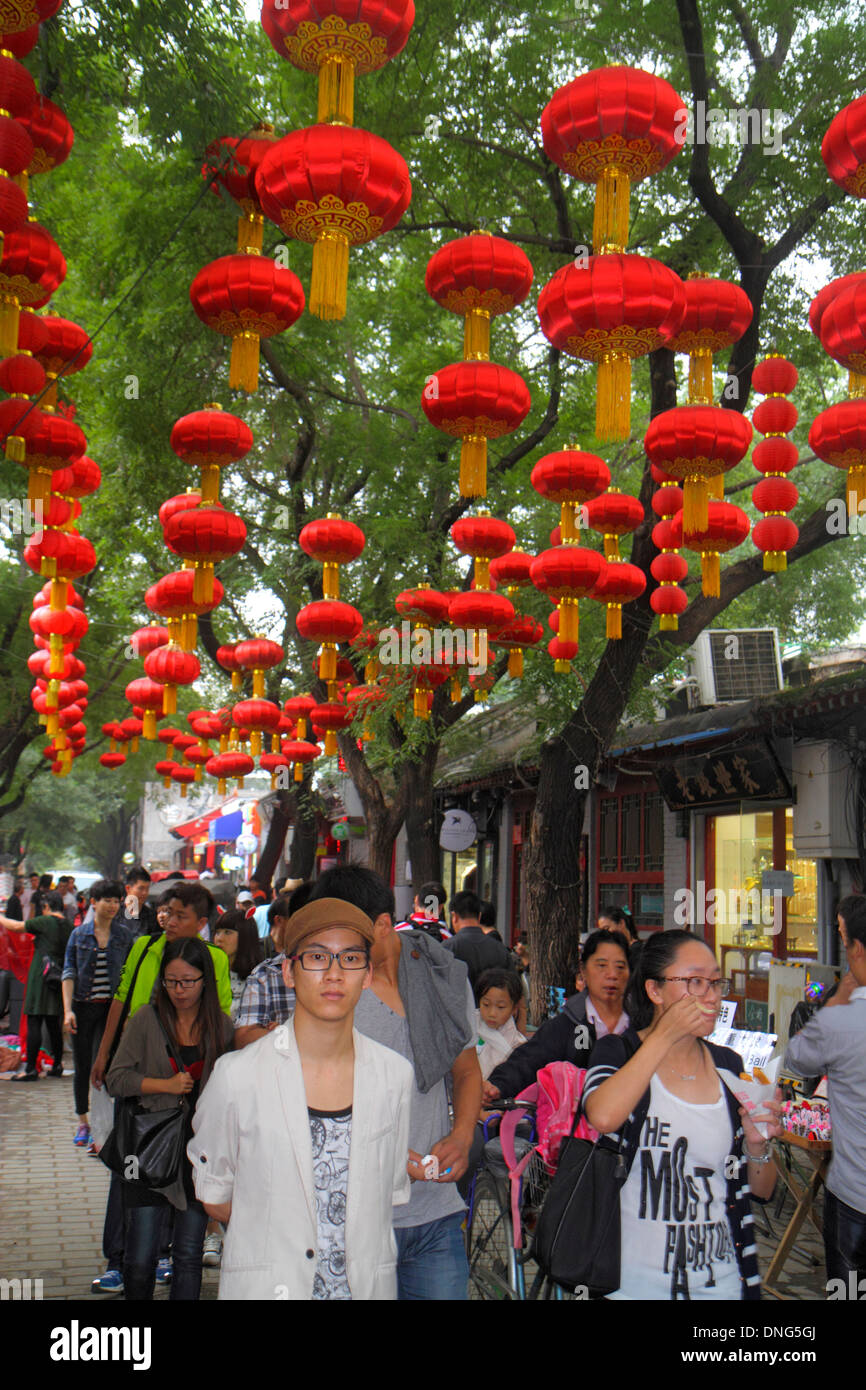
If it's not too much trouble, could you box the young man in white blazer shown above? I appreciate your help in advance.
[188,897,414,1300]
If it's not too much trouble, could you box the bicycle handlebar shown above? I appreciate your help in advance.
[486,1098,537,1112]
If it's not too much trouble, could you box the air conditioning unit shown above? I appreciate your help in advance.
[685,629,782,706]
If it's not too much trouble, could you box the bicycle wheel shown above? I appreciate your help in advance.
[467,1171,516,1300]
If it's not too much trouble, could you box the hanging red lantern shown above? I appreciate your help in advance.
[255,125,412,321]
[299,515,365,599]
[284,693,317,741]
[170,405,254,505]
[669,501,751,597]
[119,716,143,753]
[494,614,543,678]
[810,400,866,513]
[394,586,450,627]
[0,110,31,231]
[232,697,282,756]
[0,349,45,396]
[13,409,86,502]
[145,571,225,652]
[425,232,534,359]
[0,220,66,356]
[448,589,514,638]
[203,123,280,253]
[52,454,101,501]
[261,0,415,125]
[99,751,126,770]
[31,314,92,409]
[0,23,39,56]
[234,637,284,698]
[189,253,305,394]
[159,492,201,529]
[143,645,201,716]
[421,360,531,497]
[752,355,799,397]
[170,765,197,798]
[310,699,353,756]
[488,549,534,593]
[589,559,646,639]
[296,599,363,680]
[155,758,178,789]
[584,488,643,559]
[809,273,866,344]
[530,545,604,646]
[547,634,578,674]
[752,397,797,436]
[644,404,753,535]
[451,513,515,589]
[17,95,74,191]
[163,505,247,604]
[669,275,752,403]
[278,738,320,785]
[541,66,686,254]
[538,254,685,440]
[822,94,866,198]
[530,447,610,542]
[24,528,95,581]
[751,355,799,570]
[650,520,689,630]
[1,3,62,38]
[216,643,242,692]
[651,479,684,519]
[125,678,166,742]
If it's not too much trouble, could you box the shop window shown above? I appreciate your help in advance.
[621,795,641,871]
[596,784,664,931]
[644,793,664,871]
[600,797,618,872]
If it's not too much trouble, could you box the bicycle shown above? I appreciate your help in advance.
[466,1099,570,1301]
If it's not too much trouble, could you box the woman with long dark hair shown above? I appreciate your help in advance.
[212,908,265,1022]
[583,929,781,1300]
[106,936,233,1300]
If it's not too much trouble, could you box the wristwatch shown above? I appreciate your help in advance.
[745,1143,772,1164]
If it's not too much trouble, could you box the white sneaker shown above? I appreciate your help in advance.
[202,1233,222,1268]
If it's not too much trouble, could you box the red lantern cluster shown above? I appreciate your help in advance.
[751,357,799,572]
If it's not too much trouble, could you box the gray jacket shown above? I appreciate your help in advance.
[785,989,866,1215]
[107,1004,234,1210]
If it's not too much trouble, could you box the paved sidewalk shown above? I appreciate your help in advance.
[0,1057,219,1301]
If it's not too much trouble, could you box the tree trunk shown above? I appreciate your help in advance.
[288,783,318,881]
[254,791,293,889]
[402,745,441,892]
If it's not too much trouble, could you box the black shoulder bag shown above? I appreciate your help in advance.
[100,1012,190,1189]
[530,1035,637,1297]
[105,930,162,1070]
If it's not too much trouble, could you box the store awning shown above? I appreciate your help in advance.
[171,805,226,840]
[209,809,243,841]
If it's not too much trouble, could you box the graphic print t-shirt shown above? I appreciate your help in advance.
[309,1106,352,1300]
[610,1075,741,1301]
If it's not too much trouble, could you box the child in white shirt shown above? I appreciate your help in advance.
[474,969,527,1081]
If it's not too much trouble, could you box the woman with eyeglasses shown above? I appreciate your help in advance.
[583,929,781,1301]
[106,937,234,1300]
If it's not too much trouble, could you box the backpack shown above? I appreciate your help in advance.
[502,1061,598,1177]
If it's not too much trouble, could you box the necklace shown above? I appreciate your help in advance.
[665,1052,702,1082]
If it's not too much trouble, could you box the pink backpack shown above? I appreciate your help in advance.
[512,1060,598,1174]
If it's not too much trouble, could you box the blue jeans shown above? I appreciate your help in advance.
[124,1199,208,1301]
[394,1211,468,1301]
[824,1189,866,1290]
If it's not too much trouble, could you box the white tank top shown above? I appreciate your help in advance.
[609,1074,742,1300]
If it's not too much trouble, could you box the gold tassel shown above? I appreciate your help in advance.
[42,377,58,411]
[364,657,378,683]
[0,299,19,358]
[231,669,242,692]
[46,713,58,737]
[707,473,724,500]
[848,371,866,399]
[180,783,187,798]
[763,552,786,572]
[237,213,264,254]
[688,351,713,404]
[324,729,337,756]
[237,777,245,790]
[192,564,214,605]
[200,464,220,505]
[293,763,303,783]
[596,353,632,441]
[683,477,709,536]
[459,436,487,497]
[229,332,260,393]
[297,717,308,740]
[593,166,630,254]
[13,169,28,200]
[463,309,491,360]
[162,775,171,789]
[317,54,355,126]
[701,551,721,598]
[553,659,571,674]
[475,557,490,589]
[311,230,350,321]
[322,563,340,600]
[559,599,579,646]
[413,687,429,719]
[603,535,620,560]
[659,612,678,632]
[253,671,265,698]
[143,710,157,740]
[606,605,622,640]
[848,465,866,512]
[194,766,202,782]
[561,501,578,542]
[319,644,337,681]
[7,435,26,464]
[508,649,524,678]
[271,733,279,753]
[450,676,461,702]
[163,686,177,715]
[250,731,262,756]
[218,777,228,795]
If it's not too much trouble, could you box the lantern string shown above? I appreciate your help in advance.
[0,149,238,453]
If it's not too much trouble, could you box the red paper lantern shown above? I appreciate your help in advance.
[189,253,305,394]
[284,693,317,740]
[18,95,74,184]
[145,571,225,652]
[232,697,282,756]
[650,518,689,631]
[203,123,281,252]
[669,275,752,402]
[255,124,412,320]
[155,758,178,788]
[421,360,531,497]
[163,506,247,604]
[31,313,92,409]
[0,220,66,356]
[125,677,166,741]
[644,404,753,535]
[279,738,320,784]
[171,405,254,506]
[495,614,543,678]
[234,637,284,699]
[589,559,646,639]
[143,645,201,715]
[425,232,533,359]
[299,515,365,599]
[311,699,353,755]
[584,488,643,559]
[541,66,685,254]
[99,751,126,770]
[448,589,514,637]
[0,23,39,56]
[0,350,44,395]
[52,454,101,500]
[451,513,515,589]
[1,3,62,38]
[531,448,610,542]
[752,355,798,397]
[809,273,866,340]
[669,501,751,597]
[394,586,450,626]
[822,94,866,198]
[547,634,578,673]
[170,764,197,797]
[530,545,604,646]
[159,493,201,529]
[809,399,866,512]
[537,254,685,440]
[217,643,242,692]
[260,0,415,125]
[296,599,363,680]
[752,398,797,436]
[24,528,95,581]
[489,549,534,591]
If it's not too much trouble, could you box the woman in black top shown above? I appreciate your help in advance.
[0,891,69,1079]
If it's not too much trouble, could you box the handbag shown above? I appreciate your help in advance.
[41,955,63,989]
[100,1014,189,1188]
[106,930,162,1069]
[530,1035,636,1297]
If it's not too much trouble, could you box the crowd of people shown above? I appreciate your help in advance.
[1,866,864,1301]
